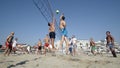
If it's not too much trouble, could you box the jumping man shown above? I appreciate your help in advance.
[59,14,69,54]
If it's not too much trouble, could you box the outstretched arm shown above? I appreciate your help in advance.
[52,17,55,25]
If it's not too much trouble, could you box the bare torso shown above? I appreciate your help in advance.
[49,23,55,32]
[44,37,50,43]
[106,35,114,44]
[60,20,66,29]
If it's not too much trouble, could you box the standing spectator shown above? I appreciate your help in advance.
[4,32,14,56]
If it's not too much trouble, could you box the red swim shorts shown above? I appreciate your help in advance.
[45,43,49,47]
[5,42,12,49]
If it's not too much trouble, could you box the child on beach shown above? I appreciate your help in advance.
[90,38,96,56]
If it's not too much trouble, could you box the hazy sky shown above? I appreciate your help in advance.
[0,0,120,45]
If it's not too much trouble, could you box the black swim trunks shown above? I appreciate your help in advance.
[49,32,55,39]
[38,46,42,50]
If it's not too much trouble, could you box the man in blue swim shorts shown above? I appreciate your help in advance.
[59,14,69,54]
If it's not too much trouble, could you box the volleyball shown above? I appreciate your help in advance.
[56,10,59,14]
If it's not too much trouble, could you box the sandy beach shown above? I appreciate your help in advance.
[0,52,120,68]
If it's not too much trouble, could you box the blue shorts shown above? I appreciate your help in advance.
[69,47,72,53]
[61,28,68,37]
[108,43,114,49]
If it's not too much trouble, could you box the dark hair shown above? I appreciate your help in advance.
[106,31,110,33]
[48,23,50,26]
[62,16,65,20]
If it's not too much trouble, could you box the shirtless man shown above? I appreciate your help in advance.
[59,14,69,54]
[44,34,50,55]
[48,19,56,50]
[4,32,14,56]
[106,31,117,57]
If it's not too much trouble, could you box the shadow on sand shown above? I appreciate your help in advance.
[7,60,29,68]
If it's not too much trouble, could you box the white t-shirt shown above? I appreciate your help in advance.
[72,38,77,45]
[27,46,30,52]
[12,40,17,47]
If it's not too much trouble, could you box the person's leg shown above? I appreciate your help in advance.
[36,49,38,55]
[91,49,94,55]
[13,47,16,54]
[69,47,72,55]
[48,47,51,52]
[7,48,12,56]
[64,37,69,54]
[110,47,117,57]
[44,47,46,55]
[73,48,75,56]
[51,38,55,49]
[13,48,15,54]
[93,46,96,55]
[37,48,40,55]
[4,42,9,56]
[91,46,95,55]
[48,43,52,52]
[93,50,96,55]
[75,45,78,56]
[60,36,64,50]
[74,47,77,56]
[4,47,9,56]
[73,46,77,56]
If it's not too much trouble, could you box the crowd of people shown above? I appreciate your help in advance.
[1,14,117,58]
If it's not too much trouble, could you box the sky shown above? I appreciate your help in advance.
[0,0,120,45]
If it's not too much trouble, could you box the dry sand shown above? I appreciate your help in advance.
[0,52,120,68]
